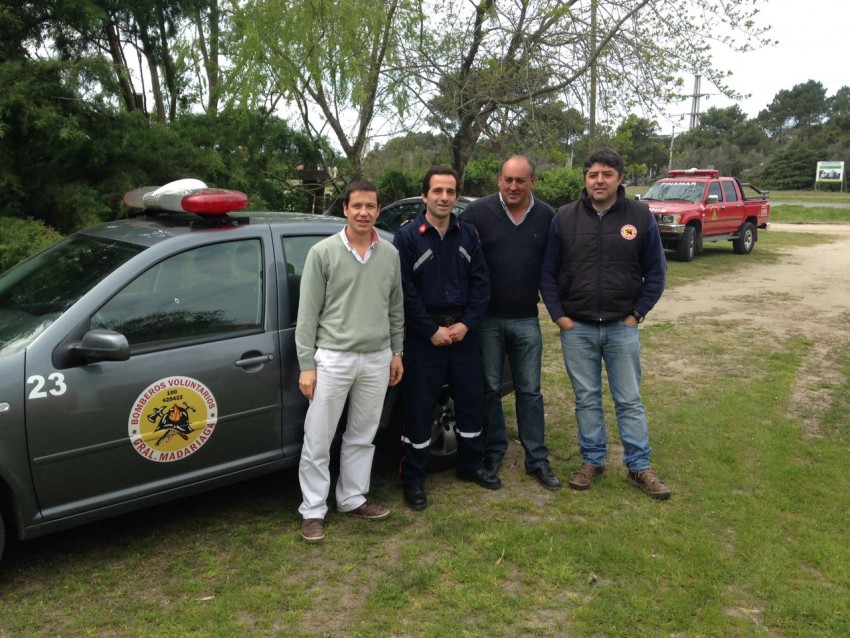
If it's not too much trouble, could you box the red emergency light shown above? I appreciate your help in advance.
[667,168,719,178]
[123,179,249,215]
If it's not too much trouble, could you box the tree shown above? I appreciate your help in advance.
[612,114,667,181]
[230,0,422,183]
[757,80,830,142]
[399,0,770,187]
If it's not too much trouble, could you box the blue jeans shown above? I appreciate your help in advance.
[481,315,549,472]
[559,321,651,471]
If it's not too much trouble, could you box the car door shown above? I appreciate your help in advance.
[24,232,283,522]
[719,179,744,233]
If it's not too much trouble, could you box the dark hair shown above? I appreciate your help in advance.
[421,166,459,196]
[500,155,536,178]
[343,180,379,206]
[583,148,625,176]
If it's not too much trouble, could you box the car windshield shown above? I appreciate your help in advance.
[642,182,705,203]
[0,234,144,357]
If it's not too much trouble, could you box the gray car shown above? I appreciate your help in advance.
[0,189,472,564]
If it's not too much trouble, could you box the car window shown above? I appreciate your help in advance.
[708,181,722,202]
[281,235,328,324]
[375,202,422,232]
[721,180,739,202]
[0,235,143,357]
[91,239,263,347]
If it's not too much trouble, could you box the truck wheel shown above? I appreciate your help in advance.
[676,226,697,262]
[733,222,756,254]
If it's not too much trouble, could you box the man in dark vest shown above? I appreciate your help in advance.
[463,155,561,489]
[540,148,671,499]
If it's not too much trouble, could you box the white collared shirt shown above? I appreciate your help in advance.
[339,227,380,264]
[498,193,536,225]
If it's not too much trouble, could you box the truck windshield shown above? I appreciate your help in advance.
[0,234,144,357]
[642,182,705,203]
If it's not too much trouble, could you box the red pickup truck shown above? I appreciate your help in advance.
[640,169,771,261]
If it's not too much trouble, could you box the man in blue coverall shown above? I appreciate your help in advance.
[393,166,500,511]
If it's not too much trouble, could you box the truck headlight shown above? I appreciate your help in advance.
[657,214,679,224]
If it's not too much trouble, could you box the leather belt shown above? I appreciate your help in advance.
[431,313,460,327]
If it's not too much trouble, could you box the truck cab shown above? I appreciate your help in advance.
[641,168,770,261]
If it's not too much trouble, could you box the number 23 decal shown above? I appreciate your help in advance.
[27,373,68,399]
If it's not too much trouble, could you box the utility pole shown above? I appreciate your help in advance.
[588,0,597,147]
[688,75,709,129]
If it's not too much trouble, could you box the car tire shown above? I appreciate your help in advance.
[0,508,5,566]
[676,225,697,262]
[427,386,458,473]
[733,222,756,254]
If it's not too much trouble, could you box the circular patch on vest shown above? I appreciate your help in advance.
[621,224,638,240]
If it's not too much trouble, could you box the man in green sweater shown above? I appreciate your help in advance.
[295,181,405,542]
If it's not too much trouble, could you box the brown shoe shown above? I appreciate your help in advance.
[568,463,606,490]
[628,469,671,500]
[300,518,325,542]
[344,500,390,519]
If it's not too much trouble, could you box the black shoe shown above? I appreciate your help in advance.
[484,456,502,476]
[528,463,562,490]
[456,468,502,490]
[403,482,428,511]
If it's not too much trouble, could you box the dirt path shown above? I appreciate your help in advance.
[650,224,850,434]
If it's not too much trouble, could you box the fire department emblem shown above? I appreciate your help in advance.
[620,224,638,240]
[128,376,218,462]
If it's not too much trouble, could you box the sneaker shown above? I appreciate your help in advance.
[300,518,325,542]
[627,469,671,500]
[344,500,391,519]
[567,463,606,490]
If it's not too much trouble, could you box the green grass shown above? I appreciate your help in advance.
[770,204,850,224]
[2,232,850,636]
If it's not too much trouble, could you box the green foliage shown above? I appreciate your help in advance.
[0,217,62,273]
[757,144,821,190]
[375,168,420,203]
[463,155,502,196]
[534,166,584,208]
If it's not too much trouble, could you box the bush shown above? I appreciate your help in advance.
[0,217,62,273]
[376,168,420,204]
[534,166,584,208]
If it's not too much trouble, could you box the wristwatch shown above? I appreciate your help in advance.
[393,351,403,357]
[630,310,645,323]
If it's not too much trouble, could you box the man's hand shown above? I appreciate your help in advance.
[299,370,317,400]
[389,355,403,386]
[447,322,469,343]
[430,326,453,347]
[624,314,639,327]
[556,316,575,331]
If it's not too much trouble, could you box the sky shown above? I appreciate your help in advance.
[653,0,847,130]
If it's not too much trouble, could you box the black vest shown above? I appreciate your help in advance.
[555,194,650,322]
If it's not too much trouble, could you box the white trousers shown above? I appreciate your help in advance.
[298,347,392,519]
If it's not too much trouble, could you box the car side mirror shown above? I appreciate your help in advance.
[76,329,131,363]
[706,194,720,204]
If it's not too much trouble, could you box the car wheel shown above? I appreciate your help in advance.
[676,225,697,262]
[0,508,5,566]
[733,222,756,254]
[428,386,458,473]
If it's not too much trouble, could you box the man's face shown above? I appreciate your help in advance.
[343,190,380,234]
[422,174,459,222]
[498,157,535,209]
[584,162,624,210]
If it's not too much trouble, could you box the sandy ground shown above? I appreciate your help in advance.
[650,223,850,434]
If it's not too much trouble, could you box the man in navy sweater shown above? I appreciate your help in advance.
[463,155,561,489]
[540,148,671,499]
